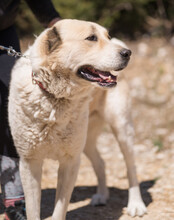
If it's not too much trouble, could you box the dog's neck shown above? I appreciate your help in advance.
[31,67,93,101]
[32,71,47,91]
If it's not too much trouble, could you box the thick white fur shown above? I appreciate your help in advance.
[8,19,146,219]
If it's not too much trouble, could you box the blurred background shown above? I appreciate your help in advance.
[16,0,174,39]
[1,1,174,220]
[19,1,174,220]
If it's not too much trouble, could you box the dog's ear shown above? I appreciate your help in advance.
[45,26,62,54]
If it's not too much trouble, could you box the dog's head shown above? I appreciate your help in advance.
[31,19,131,90]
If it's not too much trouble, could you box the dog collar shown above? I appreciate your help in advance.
[32,72,46,91]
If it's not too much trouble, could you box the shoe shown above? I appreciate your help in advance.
[5,200,26,220]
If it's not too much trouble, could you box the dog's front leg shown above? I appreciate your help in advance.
[110,119,147,217]
[104,83,147,217]
[19,158,43,220]
[52,156,80,220]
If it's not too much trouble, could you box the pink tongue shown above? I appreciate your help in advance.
[86,67,116,82]
[99,72,110,80]
[99,72,116,82]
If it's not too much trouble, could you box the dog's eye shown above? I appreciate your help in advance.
[85,35,98,41]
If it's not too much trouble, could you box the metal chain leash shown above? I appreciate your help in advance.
[0,45,29,58]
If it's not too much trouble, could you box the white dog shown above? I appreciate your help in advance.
[8,19,146,220]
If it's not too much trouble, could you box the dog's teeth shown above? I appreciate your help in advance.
[110,70,117,76]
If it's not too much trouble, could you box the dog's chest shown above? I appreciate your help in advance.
[22,98,89,159]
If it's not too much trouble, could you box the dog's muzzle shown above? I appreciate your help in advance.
[77,65,117,88]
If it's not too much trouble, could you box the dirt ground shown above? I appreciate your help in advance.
[0,37,174,219]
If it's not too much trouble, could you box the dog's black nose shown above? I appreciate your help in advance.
[120,49,132,59]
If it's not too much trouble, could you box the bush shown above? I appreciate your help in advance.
[15,0,174,39]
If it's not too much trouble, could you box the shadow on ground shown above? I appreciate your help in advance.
[40,180,154,220]
[0,180,154,218]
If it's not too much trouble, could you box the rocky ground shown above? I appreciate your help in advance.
[0,37,174,219]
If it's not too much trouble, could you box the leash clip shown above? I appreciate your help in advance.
[0,45,29,59]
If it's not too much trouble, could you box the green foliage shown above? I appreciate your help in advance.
[15,0,174,38]
[153,139,164,152]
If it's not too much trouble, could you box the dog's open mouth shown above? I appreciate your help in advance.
[77,65,117,87]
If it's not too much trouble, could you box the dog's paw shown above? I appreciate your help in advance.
[127,200,147,217]
[91,193,108,206]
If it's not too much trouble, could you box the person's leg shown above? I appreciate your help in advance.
[0,26,25,219]
[0,155,24,205]
[0,155,26,220]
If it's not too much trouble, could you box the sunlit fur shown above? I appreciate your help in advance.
[8,19,146,220]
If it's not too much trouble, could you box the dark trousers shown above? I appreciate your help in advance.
[0,26,20,158]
